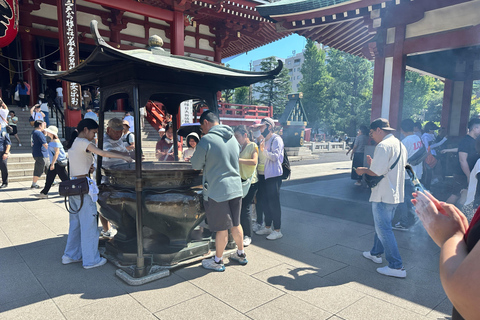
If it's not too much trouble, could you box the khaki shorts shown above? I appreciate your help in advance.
[203,197,242,232]
[33,157,50,177]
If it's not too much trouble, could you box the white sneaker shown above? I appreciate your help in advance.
[255,227,272,235]
[266,230,283,240]
[83,257,107,269]
[18,143,22,146]
[34,193,48,199]
[252,222,264,232]
[376,265,406,278]
[363,251,382,264]
[62,255,82,265]
[243,236,252,247]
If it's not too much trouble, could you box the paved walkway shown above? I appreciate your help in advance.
[0,161,452,320]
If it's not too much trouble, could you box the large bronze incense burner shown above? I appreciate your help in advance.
[35,20,281,282]
[98,162,207,265]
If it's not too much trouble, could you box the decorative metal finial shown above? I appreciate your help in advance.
[149,35,164,48]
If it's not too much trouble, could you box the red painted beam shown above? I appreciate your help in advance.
[85,0,174,22]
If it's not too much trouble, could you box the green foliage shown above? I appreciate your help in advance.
[253,57,292,117]
[298,39,333,131]
[234,86,249,105]
[402,71,441,121]
[470,81,480,118]
[324,49,373,136]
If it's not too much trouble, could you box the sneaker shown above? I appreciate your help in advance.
[18,143,22,146]
[392,222,409,231]
[62,255,82,265]
[243,236,252,247]
[363,251,382,264]
[252,222,264,232]
[202,257,225,272]
[376,265,406,278]
[266,230,283,240]
[101,230,112,238]
[35,193,48,199]
[354,181,362,186]
[255,227,272,235]
[83,257,107,269]
[230,251,248,265]
[30,184,40,189]
[0,183,7,189]
[52,180,60,186]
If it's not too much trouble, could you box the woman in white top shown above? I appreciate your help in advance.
[183,132,199,161]
[62,119,132,269]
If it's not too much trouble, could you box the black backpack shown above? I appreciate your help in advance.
[281,148,291,180]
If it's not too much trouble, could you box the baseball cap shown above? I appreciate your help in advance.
[370,118,395,131]
[107,118,124,131]
[39,93,45,99]
[261,117,275,128]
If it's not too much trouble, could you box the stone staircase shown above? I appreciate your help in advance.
[6,108,161,182]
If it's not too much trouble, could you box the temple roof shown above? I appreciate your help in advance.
[35,20,282,89]
[257,0,351,18]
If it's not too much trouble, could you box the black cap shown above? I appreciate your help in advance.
[424,121,439,131]
[370,118,395,131]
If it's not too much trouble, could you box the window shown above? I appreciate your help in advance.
[287,61,291,65]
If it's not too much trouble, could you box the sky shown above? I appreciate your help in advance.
[222,34,307,71]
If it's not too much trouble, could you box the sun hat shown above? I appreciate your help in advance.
[44,126,59,137]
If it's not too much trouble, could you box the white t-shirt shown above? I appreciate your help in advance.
[402,134,423,180]
[369,134,407,204]
[421,132,436,156]
[56,87,63,97]
[0,108,8,127]
[68,138,94,177]
[40,102,49,113]
[124,115,134,132]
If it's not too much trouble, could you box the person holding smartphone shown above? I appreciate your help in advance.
[413,191,480,320]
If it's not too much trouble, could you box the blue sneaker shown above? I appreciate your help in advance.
[202,257,225,272]
[230,252,248,265]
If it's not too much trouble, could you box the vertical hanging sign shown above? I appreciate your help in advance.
[61,0,79,109]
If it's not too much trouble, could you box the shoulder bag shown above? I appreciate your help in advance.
[408,145,428,166]
[364,141,402,188]
[59,177,89,214]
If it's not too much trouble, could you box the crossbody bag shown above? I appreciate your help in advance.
[364,140,402,188]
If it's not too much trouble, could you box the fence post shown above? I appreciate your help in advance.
[328,142,331,151]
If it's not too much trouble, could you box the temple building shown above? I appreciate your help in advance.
[258,0,480,136]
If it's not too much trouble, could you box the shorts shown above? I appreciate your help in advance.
[33,157,50,177]
[450,173,468,197]
[10,125,17,135]
[203,197,242,232]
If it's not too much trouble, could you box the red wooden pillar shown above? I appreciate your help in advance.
[20,32,37,106]
[441,79,453,132]
[214,45,222,63]
[170,10,184,56]
[371,56,385,121]
[389,26,406,131]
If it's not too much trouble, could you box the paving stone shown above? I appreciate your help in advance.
[0,246,23,268]
[337,296,427,320]
[225,245,284,275]
[16,240,70,276]
[179,264,284,313]
[154,293,250,320]
[248,243,348,277]
[253,264,365,314]
[425,297,453,319]
[63,294,156,320]
[324,266,446,316]
[0,292,65,320]
[0,262,47,305]
[114,272,205,313]
[0,219,59,246]
[246,294,332,320]
[35,265,127,312]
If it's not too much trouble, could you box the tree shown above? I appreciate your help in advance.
[298,39,332,131]
[234,86,249,104]
[402,71,438,120]
[253,57,291,117]
[325,49,373,136]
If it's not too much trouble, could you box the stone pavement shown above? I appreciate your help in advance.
[0,161,452,320]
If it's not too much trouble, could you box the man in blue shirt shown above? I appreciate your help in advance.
[31,120,49,189]
[0,122,11,188]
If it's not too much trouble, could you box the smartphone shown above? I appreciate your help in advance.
[405,164,426,193]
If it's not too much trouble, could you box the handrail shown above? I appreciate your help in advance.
[199,103,273,119]
[145,100,165,131]
[49,98,65,138]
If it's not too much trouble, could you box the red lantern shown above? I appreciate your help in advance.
[0,0,19,48]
